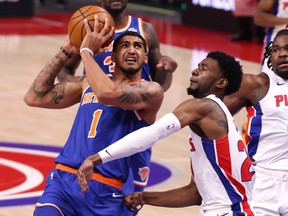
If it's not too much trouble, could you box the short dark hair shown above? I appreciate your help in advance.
[264,28,288,69]
[207,51,243,95]
[112,31,147,53]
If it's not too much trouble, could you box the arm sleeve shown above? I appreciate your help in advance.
[98,113,181,164]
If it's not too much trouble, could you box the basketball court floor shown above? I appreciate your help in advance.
[0,4,264,216]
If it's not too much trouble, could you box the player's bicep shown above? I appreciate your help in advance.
[173,99,205,128]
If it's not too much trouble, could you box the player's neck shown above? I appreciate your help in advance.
[112,70,142,84]
[113,13,129,29]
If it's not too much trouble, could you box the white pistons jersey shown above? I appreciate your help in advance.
[246,70,288,170]
[189,95,254,214]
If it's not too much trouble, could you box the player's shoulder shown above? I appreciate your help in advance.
[137,80,164,99]
[142,21,157,37]
[241,72,269,103]
[141,80,163,92]
[243,72,269,88]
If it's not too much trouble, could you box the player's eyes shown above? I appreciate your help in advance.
[271,47,278,53]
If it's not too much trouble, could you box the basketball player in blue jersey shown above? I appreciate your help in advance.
[223,29,288,216]
[57,2,177,213]
[77,51,256,215]
[24,18,164,216]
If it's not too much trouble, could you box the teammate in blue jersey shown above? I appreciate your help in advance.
[77,51,255,215]
[24,18,164,216]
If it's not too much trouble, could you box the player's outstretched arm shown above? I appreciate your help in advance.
[125,177,201,211]
[76,113,181,192]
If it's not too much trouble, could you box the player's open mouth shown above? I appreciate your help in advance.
[125,57,136,62]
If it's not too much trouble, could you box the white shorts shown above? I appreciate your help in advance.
[252,166,288,216]
[199,207,233,216]
[199,206,253,216]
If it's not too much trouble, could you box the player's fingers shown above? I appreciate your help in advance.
[108,26,114,39]
[93,15,99,33]
[130,202,143,212]
[100,17,110,36]
[77,169,88,193]
[156,62,168,70]
[83,19,91,34]
[104,17,109,29]
[80,179,88,193]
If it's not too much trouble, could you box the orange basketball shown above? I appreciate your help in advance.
[67,5,115,49]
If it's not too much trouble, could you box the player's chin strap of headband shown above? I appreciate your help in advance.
[99,113,181,164]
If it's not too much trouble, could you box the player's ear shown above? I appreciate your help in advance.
[144,53,148,64]
[216,78,228,89]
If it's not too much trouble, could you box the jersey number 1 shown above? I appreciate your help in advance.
[88,109,103,138]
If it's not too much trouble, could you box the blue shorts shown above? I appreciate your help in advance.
[34,169,124,216]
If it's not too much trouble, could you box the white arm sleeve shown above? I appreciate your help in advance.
[98,113,181,164]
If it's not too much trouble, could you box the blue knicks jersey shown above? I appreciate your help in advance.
[92,15,151,81]
[54,85,149,182]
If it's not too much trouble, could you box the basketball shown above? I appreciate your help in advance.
[67,5,115,49]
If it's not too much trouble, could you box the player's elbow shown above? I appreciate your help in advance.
[24,96,37,107]
[23,93,43,107]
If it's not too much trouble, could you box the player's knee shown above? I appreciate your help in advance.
[34,206,62,216]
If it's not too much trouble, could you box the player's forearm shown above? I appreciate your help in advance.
[24,49,69,106]
[254,12,288,27]
[57,54,84,83]
[142,185,201,207]
[81,51,116,97]
[153,70,172,92]
[98,113,181,164]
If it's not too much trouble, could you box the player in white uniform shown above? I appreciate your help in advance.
[76,51,255,215]
[254,0,288,72]
[224,29,288,215]
[189,95,254,215]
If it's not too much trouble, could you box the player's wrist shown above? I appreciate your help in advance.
[80,47,94,57]
[60,47,72,59]
[88,153,103,166]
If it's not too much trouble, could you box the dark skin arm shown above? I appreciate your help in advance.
[143,21,178,91]
[254,0,288,27]
[223,73,269,115]
[125,177,201,211]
